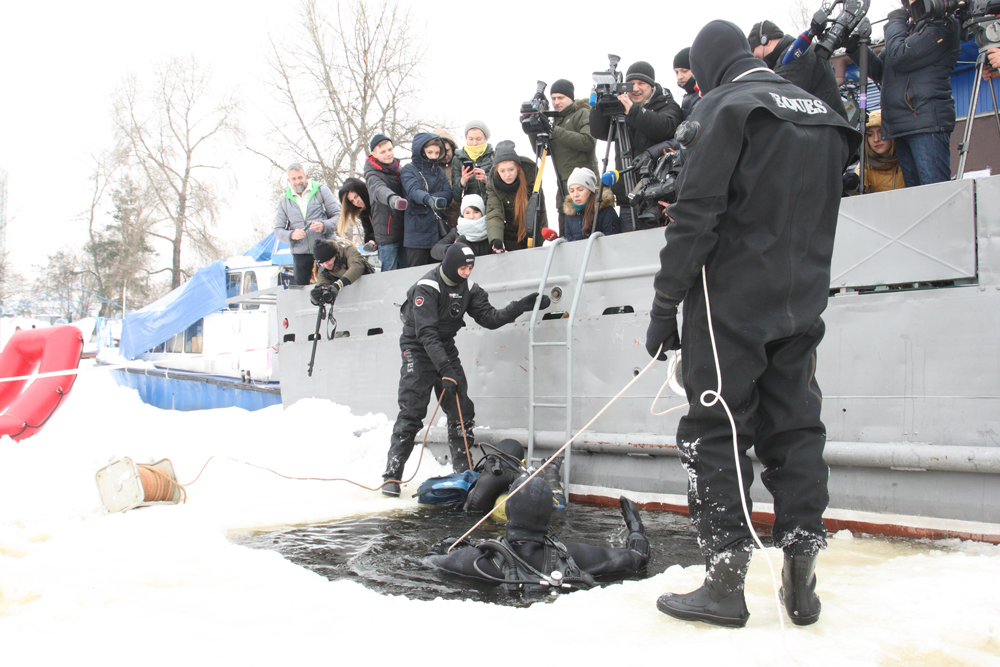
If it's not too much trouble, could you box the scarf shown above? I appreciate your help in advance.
[572,201,586,213]
[457,216,488,241]
[465,143,488,162]
[494,172,520,193]
[367,155,399,175]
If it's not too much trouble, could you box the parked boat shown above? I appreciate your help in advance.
[276,176,1000,541]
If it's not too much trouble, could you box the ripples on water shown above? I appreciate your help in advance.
[234,503,703,607]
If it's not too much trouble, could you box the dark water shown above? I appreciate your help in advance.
[234,503,703,607]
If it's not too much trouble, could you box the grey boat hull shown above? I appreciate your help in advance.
[277,176,1000,531]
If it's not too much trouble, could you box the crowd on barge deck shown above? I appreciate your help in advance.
[275,4,965,285]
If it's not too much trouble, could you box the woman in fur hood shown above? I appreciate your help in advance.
[562,167,621,241]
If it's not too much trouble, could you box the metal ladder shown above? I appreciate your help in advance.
[526,232,604,499]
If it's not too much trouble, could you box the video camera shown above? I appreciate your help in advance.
[590,54,634,116]
[909,0,1000,33]
[800,0,871,60]
[611,121,700,227]
[520,81,557,135]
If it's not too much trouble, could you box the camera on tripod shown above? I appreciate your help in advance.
[315,285,338,305]
[590,54,634,116]
[625,121,701,226]
[520,81,557,135]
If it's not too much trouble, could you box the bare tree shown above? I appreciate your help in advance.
[262,0,434,187]
[114,56,242,289]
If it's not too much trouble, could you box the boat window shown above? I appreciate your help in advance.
[226,273,241,311]
[166,331,184,353]
[242,272,259,310]
[185,319,204,354]
[601,306,634,315]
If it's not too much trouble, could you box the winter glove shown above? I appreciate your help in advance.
[439,369,459,404]
[887,8,909,23]
[390,196,408,211]
[425,195,448,211]
[843,170,860,193]
[645,303,680,360]
[619,496,645,536]
[515,292,552,313]
[540,227,558,242]
[843,31,861,55]
[491,239,506,253]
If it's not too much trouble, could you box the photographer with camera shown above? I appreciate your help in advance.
[589,61,683,232]
[524,79,599,237]
[647,20,858,628]
[748,20,848,120]
[381,243,553,497]
[847,0,960,186]
[309,239,369,307]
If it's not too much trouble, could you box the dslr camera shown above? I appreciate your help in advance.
[310,284,339,306]
[590,54,634,116]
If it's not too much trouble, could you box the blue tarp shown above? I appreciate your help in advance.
[119,260,228,360]
[243,231,293,266]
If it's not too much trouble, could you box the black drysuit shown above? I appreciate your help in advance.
[384,267,528,480]
[653,28,860,556]
[767,35,849,122]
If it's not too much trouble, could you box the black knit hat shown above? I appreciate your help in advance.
[369,133,391,152]
[550,79,575,100]
[441,242,475,283]
[747,20,783,47]
[625,61,656,86]
[492,140,520,166]
[313,241,337,263]
[505,475,553,543]
[674,47,691,70]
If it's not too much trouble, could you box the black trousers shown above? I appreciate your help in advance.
[677,293,829,556]
[292,254,314,286]
[384,341,474,479]
[405,247,434,268]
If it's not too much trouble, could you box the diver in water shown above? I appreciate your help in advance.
[425,476,650,592]
[463,438,566,513]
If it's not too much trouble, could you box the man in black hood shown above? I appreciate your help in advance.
[646,20,860,629]
[748,19,848,121]
[424,476,650,590]
[382,243,552,497]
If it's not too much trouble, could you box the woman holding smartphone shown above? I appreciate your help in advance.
[452,120,494,205]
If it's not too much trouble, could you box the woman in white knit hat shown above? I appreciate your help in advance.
[562,167,621,241]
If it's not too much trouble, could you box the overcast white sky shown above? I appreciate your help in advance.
[0,0,896,285]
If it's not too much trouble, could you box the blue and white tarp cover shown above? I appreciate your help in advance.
[119,260,227,360]
[243,231,293,266]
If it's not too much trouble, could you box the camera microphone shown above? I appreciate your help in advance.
[602,163,640,186]
[781,31,813,65]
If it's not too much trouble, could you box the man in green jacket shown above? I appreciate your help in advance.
[527,79,598,237]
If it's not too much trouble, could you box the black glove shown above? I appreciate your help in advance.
[619,496,645,535]
[535,112,552,133]
[439,368,459,404]
[843,32,861,54]
[516,292,551,313]
[310,286,324,306]
[491,239,505,253]
[843,170,860,192]
[646,304,680,360]
[887,8,909,23]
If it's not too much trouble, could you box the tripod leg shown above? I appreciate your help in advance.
[957,54,987,179]
[989,78,1000,148]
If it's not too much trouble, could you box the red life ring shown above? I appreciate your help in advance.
[0,325,84,441]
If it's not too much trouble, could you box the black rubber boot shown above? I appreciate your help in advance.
[540,456,565,507]
[447,421,474,473]
[657,549,751,628]
[780,552,821,626]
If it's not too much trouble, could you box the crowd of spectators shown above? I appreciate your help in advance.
[275,3,966,281]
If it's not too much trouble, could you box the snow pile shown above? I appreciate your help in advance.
[1,368,999,665]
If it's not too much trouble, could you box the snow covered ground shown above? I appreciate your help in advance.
[1,366,999,665]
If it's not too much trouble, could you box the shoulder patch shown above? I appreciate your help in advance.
[417,279,440,291]
[414,296,424,307]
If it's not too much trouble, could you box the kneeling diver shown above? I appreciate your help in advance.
[425,476,650,592]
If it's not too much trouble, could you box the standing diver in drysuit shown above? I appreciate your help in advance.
[382,243,552,497]
[425,476,650,592]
